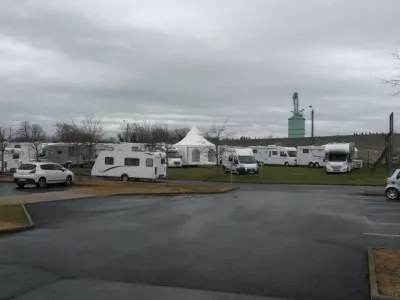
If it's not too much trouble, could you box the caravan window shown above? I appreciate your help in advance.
[105,157,114,165]
[68,147,75,156]
[57,150,63,155]
[272,151,277,155]
[14,145,21,149]
[302,149,309,154]
[252,149,257,154]
[161,158,166,164]
[146,158,153,167]
[12,153,20,159]
[125,158,140,166]
[131,147,139,151]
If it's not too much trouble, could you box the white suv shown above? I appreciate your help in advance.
[14,162,75,188]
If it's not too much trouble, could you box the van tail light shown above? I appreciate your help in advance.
[29,169,36,174]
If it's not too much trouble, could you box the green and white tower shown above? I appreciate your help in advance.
[288,92,305,138]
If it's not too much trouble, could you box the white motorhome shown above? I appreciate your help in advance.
[0,148,23,172]
[297,145,326,168]
[354,148,363,169]
[91,148,166,181]
[165,146,183,168]
[325,143,356,173]
[221,147,258,175]
[249,146,270,166]
[259,145,297,166]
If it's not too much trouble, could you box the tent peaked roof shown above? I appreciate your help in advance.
[174,126,214,146]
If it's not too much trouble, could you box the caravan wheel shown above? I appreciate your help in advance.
[121,174,129,182]
[66,162,72,169]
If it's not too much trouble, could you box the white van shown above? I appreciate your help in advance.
[91,148,167,181]
[221,147,258,175]
[297,146,326,168]
[261,145,297,166]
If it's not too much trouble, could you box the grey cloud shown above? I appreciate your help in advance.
[0,0,400,139]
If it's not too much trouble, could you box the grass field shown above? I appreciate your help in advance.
[71,165,388,186]
[0,204,30,231]
[167,165,388,186]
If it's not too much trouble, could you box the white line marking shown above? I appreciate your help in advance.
[364,201,400,204]
[363,221,400,226]
[364,207,400,210]
[363,213,400,216]
[363,233,400,237]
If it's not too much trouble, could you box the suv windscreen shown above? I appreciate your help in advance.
[388,169,397,178]
[18,164,36,170]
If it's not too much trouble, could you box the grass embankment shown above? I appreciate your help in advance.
[374,249,400,297]
[0,204,30,231]
[71,165,387,186]
[72,180,234,196]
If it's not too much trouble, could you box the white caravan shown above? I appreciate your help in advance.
[40,144,86,168]
[7,142,39,163]
[259,145,297,166]
[91,148,166,181]
[249,146,270,166]
[325,143,356,173]
[297,145,326,168]
[221,147,258,175]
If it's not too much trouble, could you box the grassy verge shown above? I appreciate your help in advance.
[167,165,387,186]
[0,204,30,231]
[72,180,235,196]
[71,165,387,186]
[374,249,400,297]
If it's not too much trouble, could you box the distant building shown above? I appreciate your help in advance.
[288,92,305,138]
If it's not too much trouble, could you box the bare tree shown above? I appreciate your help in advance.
[17,121,46,161]
[0,127,10,174]
[202,121,233,172]
[381,52,400,95]
[81,116,104,165]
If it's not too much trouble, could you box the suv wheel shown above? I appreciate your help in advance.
[36,177,47,188]
[65,175,73,186]
[386,188,399,200]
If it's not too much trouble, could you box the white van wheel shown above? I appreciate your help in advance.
[386,188,399,200]
[314,162,320,168]
[308,162,314,168]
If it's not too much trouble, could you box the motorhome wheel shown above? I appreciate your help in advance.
[314,162,319,168]
[284,162,289,167]
[308,162,314,168]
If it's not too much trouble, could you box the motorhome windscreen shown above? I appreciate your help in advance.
[327,153,347,162]
[238,156,256,163]
[167,152,180,158]
[288,151,297,157]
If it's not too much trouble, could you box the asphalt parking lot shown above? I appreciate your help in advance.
[0,184,397,300]
[0,182,67,197]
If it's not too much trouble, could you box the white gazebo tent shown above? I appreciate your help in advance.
[174,126,216,166]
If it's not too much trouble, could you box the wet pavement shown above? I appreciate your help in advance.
[0,182,67,197]
[0,183,396,300]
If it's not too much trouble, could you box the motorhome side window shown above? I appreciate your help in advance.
[105,157,114,165]
[228,155,233,162]
[57,150,63,155]
[125,158,140,166]
[68,147,75,156]
[252,149,257,154]
[302,149,309,154]
[131,147,139,151]
[12,153,19,159]
[14,145,21,149]
[272,151,277,155]
[146,158,153,167]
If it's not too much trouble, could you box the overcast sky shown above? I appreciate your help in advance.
[1,0,400,138]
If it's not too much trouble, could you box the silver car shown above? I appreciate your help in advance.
[385,169,400,200]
